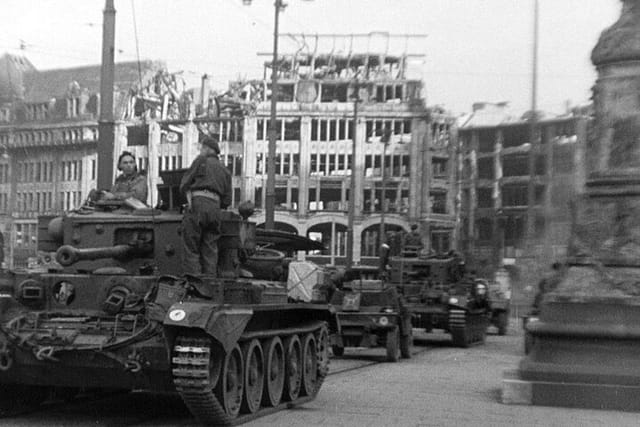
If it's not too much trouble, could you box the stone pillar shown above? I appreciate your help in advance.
[492,130,504,267]
[298,117,311,216]
[467,133,478,257]
[147,122,161,208]
[409,118,423,219]
[243,116,257,203]
[503,0,640,411]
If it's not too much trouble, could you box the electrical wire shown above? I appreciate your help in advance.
[130,0,145,92]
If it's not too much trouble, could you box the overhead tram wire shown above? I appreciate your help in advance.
[130,0,144,90]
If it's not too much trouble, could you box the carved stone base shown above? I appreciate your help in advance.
[502,370,640,411]
[502,296,640,411]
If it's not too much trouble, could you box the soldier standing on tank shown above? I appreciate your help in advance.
[180,136,232,275]
[102,151,148,204]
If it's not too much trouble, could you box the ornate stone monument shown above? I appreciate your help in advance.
[503,0,640,410]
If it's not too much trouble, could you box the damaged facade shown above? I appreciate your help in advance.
[228,38,457,265]
[0,39,457,268]
[458,105,588,309]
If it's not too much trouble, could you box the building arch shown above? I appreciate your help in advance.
[359,214,410,233]
[303,214,348,234]
[256,220,298,235]
[306,220,348,262]
[253,213,300,234]
[360,221,406,258]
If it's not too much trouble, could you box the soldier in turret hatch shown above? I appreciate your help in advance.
[102,151,148,204]
[180,136,232,275]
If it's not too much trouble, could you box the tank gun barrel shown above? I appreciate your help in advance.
[56,244,151,266]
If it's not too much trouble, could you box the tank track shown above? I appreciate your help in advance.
[172,322,329,426]
[449,309,487,348]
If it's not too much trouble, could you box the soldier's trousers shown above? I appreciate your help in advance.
[182,196,221,275]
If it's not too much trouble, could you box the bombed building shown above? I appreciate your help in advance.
[0,33,458,268]
[458,102,589,309]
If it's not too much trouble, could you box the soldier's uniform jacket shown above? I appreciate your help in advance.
[111,171,148,204]
[180,154,232,208]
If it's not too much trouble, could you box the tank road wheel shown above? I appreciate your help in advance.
[214,344,244,420]
[240,339,264,414]
[262,337,285,407]
[400,327,413,359]
[497,312,509,336]
[385,326,400,362]
[331,345,344,357]
[282,335,302,402]
[315,324,330,381]
[300,333,318,396]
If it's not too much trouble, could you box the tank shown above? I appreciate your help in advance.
[387,252,490,347]
[328,265,412,362]
[0,169,335,426]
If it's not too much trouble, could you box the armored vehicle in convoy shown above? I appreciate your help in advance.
[0,169,334,426]
[387,252,490,347]
[329,266,412,362]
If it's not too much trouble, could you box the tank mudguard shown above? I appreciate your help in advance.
[163,302,253,353]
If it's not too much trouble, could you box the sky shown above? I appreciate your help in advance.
[0,0,622,116]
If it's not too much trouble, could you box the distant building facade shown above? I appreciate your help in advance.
[458,108,588,306]
[0,54,166,267]
[0,41,458,268]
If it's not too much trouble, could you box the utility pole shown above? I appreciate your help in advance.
[526,0,539,243]
[97,0,116,191]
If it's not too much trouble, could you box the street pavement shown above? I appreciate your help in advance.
[2,321,640,426]
[249,322,640,427]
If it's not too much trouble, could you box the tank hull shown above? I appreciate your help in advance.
[0,270,334,425]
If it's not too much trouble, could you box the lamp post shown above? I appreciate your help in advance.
[243,0,312,230]
[346,81,361,268]
[379,128,392,246]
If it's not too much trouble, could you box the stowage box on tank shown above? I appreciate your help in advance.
[0,169,336,426]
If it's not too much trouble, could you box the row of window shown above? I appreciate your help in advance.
[15,223,37,248]
[265,81,421,104]
[255,119,414,142]
[251,185,446,214]
[471,184,546,209]
[10,127,96,146]
[16,159,85,183]
[253,152,421,179]
[3,191,84,214]
[14,192,55,213]
[463,122,578,153]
